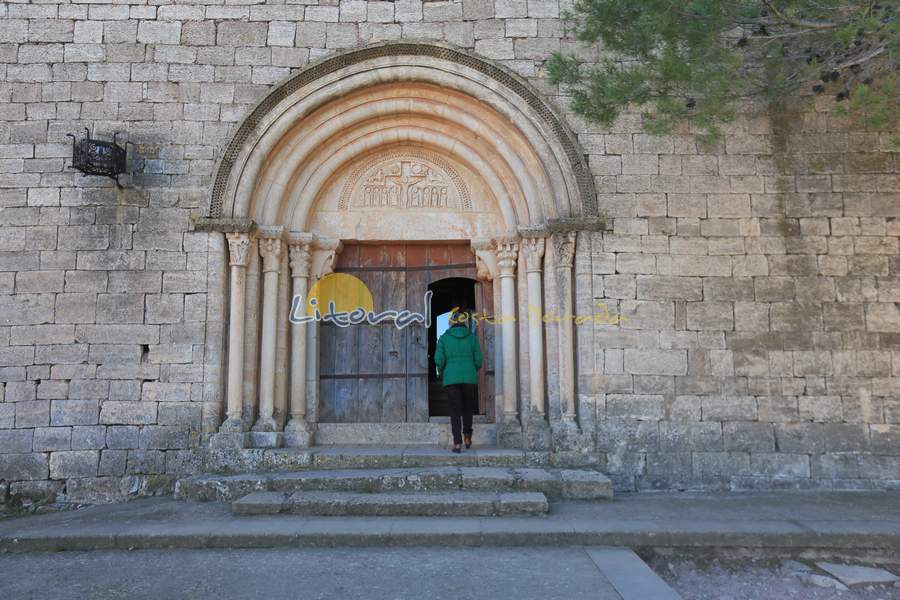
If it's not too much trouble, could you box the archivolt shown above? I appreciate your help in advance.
[211,42,597,225]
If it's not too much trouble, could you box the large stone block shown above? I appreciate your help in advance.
[723,422,775,452]
[10,324,75,345]
[50,399,99,426]
[595,419,658,452]
[624,349,686,375]
[75,324,159,345]
[750,453,810,478]
[635,275,702,301]
[126,449,166,475]
[701,395,757,421]
[98,449,127,476]
[0,294,54,325]
[692,451,751,480]
[798,396,843,422]
[605,394,665,420]
[0,429,34,454]
[49,450,98,479]
[0,404,14,429]
[137,21,181,45]
[659,421,722,452]
[0,453,49,481]
[100,401,157,425]
[15,400,49,428]
[33,427,71,451]
[96,294,145,324]
[106,425,140,450]
[139,425,189,450]
[71,426,107,450]
[686,302,734,331]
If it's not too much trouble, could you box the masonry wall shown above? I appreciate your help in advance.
[0,0,897,503]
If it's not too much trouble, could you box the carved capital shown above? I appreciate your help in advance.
[494,239,519,277]
[287,232,314,278]
[522,237,545,273]
[288,243,311,277]
[225,232,252,268]
[552,231,577,269]
[259,237,283,273]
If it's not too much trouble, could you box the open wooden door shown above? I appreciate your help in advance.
[318,242,493,423]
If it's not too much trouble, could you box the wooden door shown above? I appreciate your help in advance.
[318,243,492,423]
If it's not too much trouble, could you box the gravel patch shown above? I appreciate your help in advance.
[646,556,900,600]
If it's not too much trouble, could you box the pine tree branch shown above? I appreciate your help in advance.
[761,0,838,30]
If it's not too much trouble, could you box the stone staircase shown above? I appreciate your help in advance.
[175,446,613,517]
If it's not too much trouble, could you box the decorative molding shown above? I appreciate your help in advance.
[193,217,256,234]
[546,216,609,233]
[209,42,597,219]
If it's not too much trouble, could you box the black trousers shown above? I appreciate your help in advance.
[445,383,475,445]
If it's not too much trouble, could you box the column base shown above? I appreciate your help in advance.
[498,416,522,448]
[284,418,315,447]
[551,417,582,449]
[218,417,244,433]
[249,431,283,448]
[208,431,249,450]
[523,414,551,451]
[252,417,278,432]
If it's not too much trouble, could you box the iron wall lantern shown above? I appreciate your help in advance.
[68,128,127,186]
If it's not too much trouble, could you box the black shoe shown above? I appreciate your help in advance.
[452,444,461,454]
[464,434,472,449]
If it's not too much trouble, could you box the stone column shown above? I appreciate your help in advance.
[495,239,520,434]
[471,239,501,421]
[253,226,284,437]
[554,231,578,422]
[220,232,252,432]
[522,237,546,417]
[305,237,343,425]
[285,232,314,447]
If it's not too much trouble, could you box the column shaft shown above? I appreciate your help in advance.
[285,234,313,446]
[523,238,546,416]
[221,233,252,432]
[496,240,519,423]
[554,232,578,421]
[254,234,282,432]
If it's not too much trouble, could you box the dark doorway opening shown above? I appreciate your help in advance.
[427,277,477,417]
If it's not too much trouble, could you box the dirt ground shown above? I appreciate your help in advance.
[646,555,900,600]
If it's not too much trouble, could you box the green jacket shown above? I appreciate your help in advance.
[435,324,483,386]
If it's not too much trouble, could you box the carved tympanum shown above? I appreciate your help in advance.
[339,151,471,211]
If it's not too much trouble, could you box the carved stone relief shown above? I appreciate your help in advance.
[338,151,471,211]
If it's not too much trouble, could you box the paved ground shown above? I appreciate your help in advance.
[2,491,899,553]
[0,547,656,600]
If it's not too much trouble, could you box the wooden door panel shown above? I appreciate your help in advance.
[318,242,486,424]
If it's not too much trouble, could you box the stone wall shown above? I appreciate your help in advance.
[0,0,897,502]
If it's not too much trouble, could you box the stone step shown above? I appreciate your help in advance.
[232,490,550,517]
[204,445,539,474]
[175,466,613,502]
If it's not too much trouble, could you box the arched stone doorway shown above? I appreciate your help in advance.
[202,42,597,450]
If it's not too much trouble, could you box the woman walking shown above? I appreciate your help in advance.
[434,309,483,453]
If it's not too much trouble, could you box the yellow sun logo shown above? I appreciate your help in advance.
[305,272,374,316]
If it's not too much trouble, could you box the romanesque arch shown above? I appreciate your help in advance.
[206,42,596,449]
